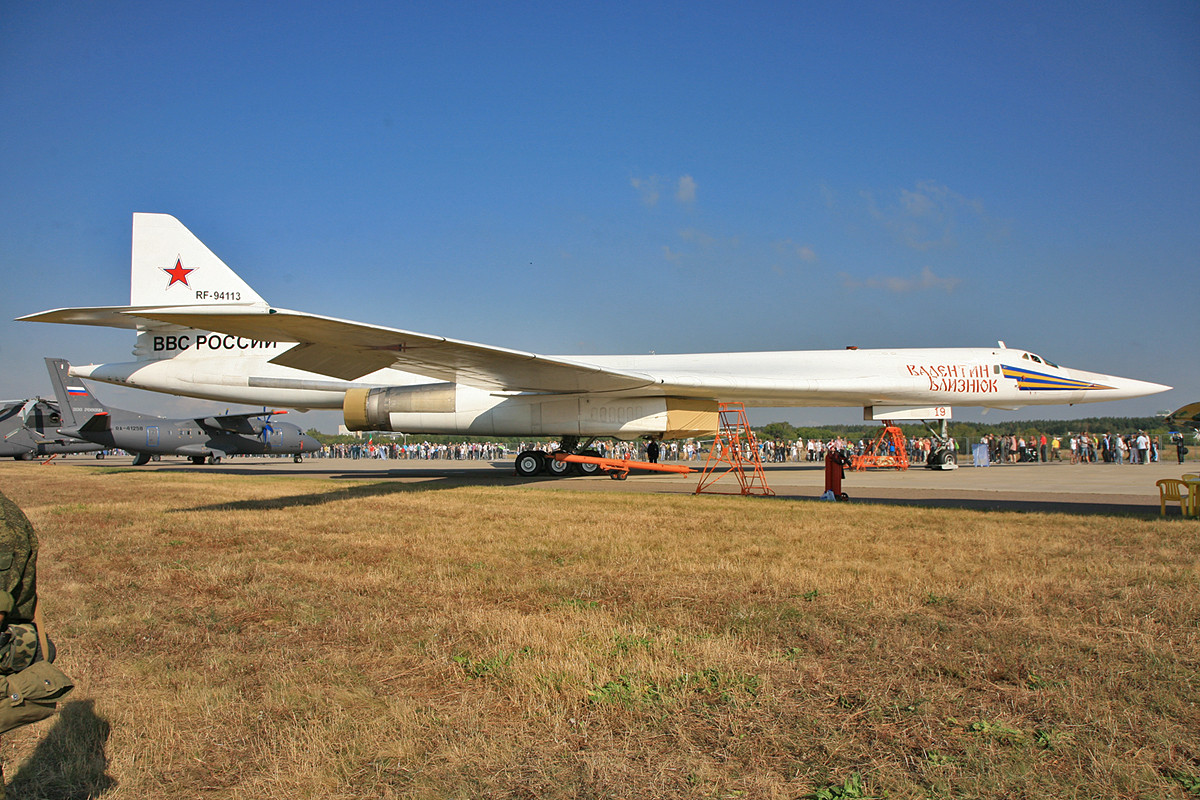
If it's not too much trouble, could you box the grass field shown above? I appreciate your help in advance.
[1,462,1197,799]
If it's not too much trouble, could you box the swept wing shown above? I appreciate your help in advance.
[43,305,661,395]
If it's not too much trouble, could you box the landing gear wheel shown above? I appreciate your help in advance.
[546,456,572,477]
[609,471,628,481]
[207,454,221,465]
[294,455,303,463]
[933,448,956,466]
[515,450,545,477]
[574,449,601,475]
[132,453,151,466]
[191,456,205,465]
[925,447,958,469]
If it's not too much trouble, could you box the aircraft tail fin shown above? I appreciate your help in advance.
[44,358,107,429]
[131,213,267,307]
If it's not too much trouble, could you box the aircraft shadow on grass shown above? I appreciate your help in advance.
[171,478,1163,518]
[848,495,1161,518]
[177,478,495,513]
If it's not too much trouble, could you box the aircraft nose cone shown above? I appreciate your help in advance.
[302,434,323,452]
[1107,375,1172,399]
[1076,370,1172,401]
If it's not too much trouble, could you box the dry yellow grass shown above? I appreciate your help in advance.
[1,462,1197,799]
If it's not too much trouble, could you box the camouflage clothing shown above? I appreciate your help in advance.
[0,492,37,625]
[0,492,40,799]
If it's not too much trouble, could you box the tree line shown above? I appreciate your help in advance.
[759,415,1183,444]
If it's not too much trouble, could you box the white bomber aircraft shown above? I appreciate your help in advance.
[21,213,1169,474]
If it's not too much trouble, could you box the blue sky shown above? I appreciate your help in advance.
[2,1,1197,430]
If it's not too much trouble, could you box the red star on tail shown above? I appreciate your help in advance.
[163,259,194,288]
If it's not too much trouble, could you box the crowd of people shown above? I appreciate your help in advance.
[312,441,510,461]
[758,437,942,464]
[309,435,948,464]
[974,432,1165,465]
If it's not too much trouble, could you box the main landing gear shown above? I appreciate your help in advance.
[514,437,603,478]
[514,437,694,480]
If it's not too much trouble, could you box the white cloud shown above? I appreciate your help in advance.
[775,238,817,262]
[630,176,660,207]
[820,183,838,209]
[679,228,716,247]
[863,180,988,252]
[840,266,960,293]
[676,174,697,204]
[662,245,682,262]
[917,265,960,291]
[630,174,697,208]
[899,187,935,217]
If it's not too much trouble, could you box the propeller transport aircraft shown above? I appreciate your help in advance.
[1,397,103,460]
[20,213,1170,476]
[44,357,321,466]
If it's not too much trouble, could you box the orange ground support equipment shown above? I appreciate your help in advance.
[851,424,909,471]
[694,403,775,496]
[553,453,694,480]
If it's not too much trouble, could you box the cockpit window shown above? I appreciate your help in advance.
[1021,352,1059,368]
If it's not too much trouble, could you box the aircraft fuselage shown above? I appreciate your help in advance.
[68,341,1166,440]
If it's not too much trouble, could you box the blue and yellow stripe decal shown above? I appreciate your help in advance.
[1001,365,1112,392]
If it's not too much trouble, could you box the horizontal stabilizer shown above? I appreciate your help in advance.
[19,305,163,330]
[18,303,273,330]
[79,413,111,434]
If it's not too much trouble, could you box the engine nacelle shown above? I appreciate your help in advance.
[343,384,717,440]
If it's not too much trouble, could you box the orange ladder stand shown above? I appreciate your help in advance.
[694,403,774,496]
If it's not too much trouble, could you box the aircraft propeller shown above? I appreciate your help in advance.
[260,407,277,445]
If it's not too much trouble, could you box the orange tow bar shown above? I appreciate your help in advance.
[552,453,694,480]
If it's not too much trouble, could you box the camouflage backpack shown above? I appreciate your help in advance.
[0,624,49,674]
[0,607,73,734]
